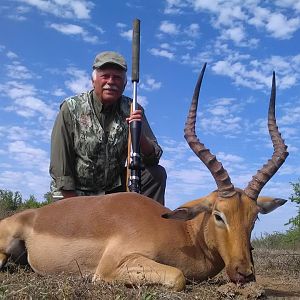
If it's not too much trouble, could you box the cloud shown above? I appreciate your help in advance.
[247,6,300,39]
[64,67,92,94]
[137,95,148,107]
[212,55,300,90]
[280,106,300,127]
[163,1,300,43]
[164,0,189,15]
[116,23,132,41]
[181,52,212,67]
[184,23,200,38]
[7,140,49,171]
[149,48,175,60]
[0,126,30,141]
[221,26,246,44]
[6,62,34,80]
[0,170,51,201]
[160,43,176,51]
[197,97,244,137]
[216,152,244,163]
[275,0,300,12]
[18,0,93,19]
[140,77,162,91]
[159,20,180,35]
[5,5,30,21]
[6,51,18,59]
[0,81,56,120]
[49,23,99,44]
[120,29,132,41]
[266,13,300,39]
[52,88,66,97]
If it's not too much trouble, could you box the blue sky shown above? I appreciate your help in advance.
[0,0,299,236]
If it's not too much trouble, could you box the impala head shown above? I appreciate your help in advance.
[164,64,288,284]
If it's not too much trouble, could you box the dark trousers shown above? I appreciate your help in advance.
[108,165,167,206]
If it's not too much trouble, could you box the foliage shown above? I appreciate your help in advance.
[0,189,53,216]
[0,190,22,212]
[252,230,300,250]
[252,179,300,250]
[21,195,43,209]
[286,179,300,230]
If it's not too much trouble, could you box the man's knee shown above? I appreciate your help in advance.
[144,165,167,185]
[141,165,166,205]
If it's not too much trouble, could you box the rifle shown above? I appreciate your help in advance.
[128,18,142,193]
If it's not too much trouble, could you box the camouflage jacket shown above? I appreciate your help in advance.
[66,91,130,192]
[50,90,162,194]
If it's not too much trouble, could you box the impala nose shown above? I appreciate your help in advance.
[236,270,256,284]
[234,265,256,284]
[227,261,256,284]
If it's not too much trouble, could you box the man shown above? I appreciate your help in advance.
[49,51,166,205]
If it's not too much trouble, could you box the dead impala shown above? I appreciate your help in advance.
[0,64,288,291]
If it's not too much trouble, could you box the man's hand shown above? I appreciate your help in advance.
[126,109,143,123]
[126,109,155,156]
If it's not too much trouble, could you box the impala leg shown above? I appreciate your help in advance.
[0,253,9,269]
[93,254,186,291]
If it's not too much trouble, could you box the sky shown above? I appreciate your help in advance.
[0,0,299,237]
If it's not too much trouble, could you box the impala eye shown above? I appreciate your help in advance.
[214,213,224,223]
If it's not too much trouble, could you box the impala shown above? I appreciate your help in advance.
[0,64,288,291]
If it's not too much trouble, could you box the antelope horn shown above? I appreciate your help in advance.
[184,63,236,198]
[244,72,289,200]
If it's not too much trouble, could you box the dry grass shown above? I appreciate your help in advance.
[0,264,224,299]
[0,231,299,299]
[1,248,299,299]
[0,269,265,300]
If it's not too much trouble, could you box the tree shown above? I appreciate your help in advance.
[41,192,54,206]
[22,195,43,209]
[0,189,23,212]
[287,179,300,230]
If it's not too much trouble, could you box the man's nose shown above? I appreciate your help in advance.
[107,76,114,83]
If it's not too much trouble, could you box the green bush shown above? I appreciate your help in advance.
[0,189,53,217]
[286,180,300,231]
[0,190,23,212]
[252,230,300,250]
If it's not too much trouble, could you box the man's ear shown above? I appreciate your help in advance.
[257,196,287,214]
[91,70,96,87]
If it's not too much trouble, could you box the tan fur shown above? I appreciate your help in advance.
[0,190,286,291]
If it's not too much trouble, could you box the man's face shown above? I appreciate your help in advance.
[93,64,126,105]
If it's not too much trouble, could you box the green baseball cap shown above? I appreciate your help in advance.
[93,51,127,71]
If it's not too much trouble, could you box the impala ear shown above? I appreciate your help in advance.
[257,196,287,214]
[162,203,211,221]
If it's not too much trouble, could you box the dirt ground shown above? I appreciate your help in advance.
[251,248,300,299]
[0,248,299,299]
[256,275,300,299]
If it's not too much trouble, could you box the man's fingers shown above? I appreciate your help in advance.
[126,109,143,123]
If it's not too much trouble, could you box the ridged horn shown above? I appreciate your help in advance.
[244,72,289,200]
[184,63,236,198]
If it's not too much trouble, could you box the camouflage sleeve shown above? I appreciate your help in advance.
[49,101,76,190]
[141,112,163,166]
